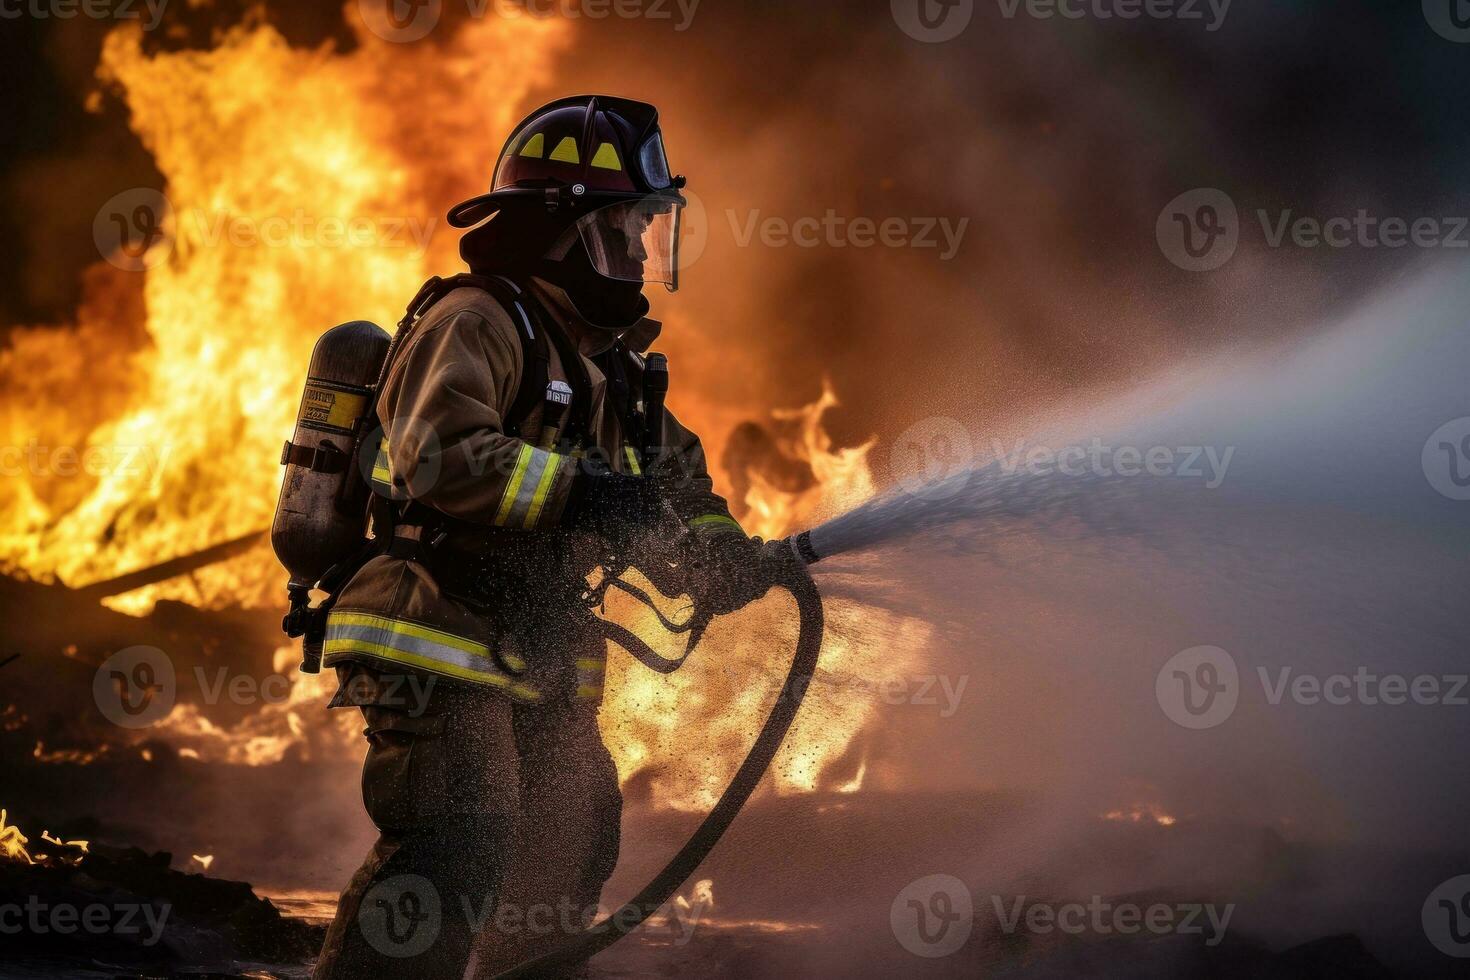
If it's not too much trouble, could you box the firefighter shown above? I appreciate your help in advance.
[313,96,769,979]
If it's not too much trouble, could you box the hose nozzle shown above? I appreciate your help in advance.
[787,530,822,566]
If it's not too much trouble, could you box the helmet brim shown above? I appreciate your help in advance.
[448,187,686,230]
[446,193,504,229]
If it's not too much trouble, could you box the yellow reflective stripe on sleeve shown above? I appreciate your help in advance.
[495,444,566,528]
[323,611,540,701]
[623,446,642,475]
[493,444,535,525]
[521,452,563,528]
[575,657,604,700]
[688,513,743,535]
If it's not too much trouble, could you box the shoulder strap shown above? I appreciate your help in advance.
[596,343,646,463]
[476,276,548,440]
[520,295,594,449]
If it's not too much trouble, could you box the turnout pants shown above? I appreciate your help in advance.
[314,662,622,980]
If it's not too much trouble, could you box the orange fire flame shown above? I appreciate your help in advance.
[1,808,89,867]
[0,12,927,805]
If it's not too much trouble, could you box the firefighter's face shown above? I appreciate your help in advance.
[575,198,681,290]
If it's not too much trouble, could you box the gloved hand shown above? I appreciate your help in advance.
[682,530,775,617]
[565,471,666,543]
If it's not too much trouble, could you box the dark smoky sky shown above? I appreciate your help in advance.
[2,0,1468,449]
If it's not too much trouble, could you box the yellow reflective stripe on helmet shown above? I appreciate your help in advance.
[689,513,743,535]
[323,611,539,700]
[590,142,622,171]
[623,445,642,476]
[549,136,579,164]
[518,132,545,158]
[494,444,566,528]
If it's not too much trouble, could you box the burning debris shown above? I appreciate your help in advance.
[0,805,323,975]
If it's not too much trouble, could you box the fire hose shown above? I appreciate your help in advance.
[487,534,824,979]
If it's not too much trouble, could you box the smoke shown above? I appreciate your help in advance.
[787,257,1470,970]
[531,0,1470,452]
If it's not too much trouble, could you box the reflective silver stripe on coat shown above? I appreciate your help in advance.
[323,611,539,700]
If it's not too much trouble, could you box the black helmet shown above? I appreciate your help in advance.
[448,95,688,290]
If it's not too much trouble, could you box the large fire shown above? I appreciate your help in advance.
[0,12,928,809]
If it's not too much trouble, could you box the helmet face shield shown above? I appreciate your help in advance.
[576,197,682,291]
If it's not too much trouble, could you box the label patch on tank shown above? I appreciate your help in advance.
[298,382,367,434]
